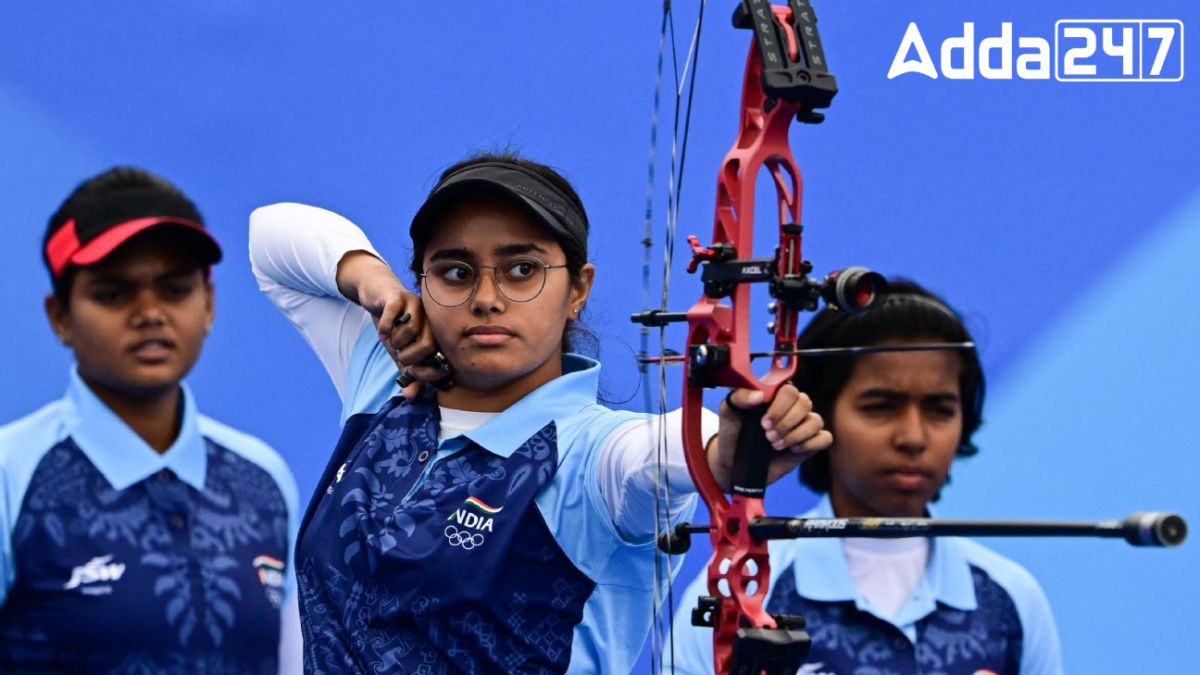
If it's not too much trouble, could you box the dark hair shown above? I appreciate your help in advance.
[795,279,985,494]
[409,151,595,355]
[46,167,206,306]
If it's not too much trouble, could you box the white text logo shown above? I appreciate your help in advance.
[443,497,503,550]
[64,554,126,593]
[889,21,1183,81]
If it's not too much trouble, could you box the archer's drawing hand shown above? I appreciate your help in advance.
[706,385,832,492]
[336,251,446,397]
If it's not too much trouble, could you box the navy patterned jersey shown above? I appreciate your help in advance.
[0,436,290,674]
[297,393,598,675]
[766,564,1023,674]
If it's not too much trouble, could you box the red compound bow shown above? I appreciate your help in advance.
[633,2,885,672]
[634,4,1187,674]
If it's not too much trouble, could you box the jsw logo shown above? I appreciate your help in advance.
[64,554,126,589]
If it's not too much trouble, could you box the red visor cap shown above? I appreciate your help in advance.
[46,216,223,278]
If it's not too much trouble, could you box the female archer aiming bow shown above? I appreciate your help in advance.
[669,280,1063,675]
[249,151,832,674]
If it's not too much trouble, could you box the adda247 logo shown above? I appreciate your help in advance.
[888,21,1183,82]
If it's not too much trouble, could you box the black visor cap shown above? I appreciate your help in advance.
[409,163,588,260]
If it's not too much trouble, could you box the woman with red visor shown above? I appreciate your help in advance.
[0,167,302,674]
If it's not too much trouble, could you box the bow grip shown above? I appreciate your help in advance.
[729,399,773,497]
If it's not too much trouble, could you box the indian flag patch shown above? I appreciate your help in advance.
[461,496,503,516]
[446,496,503,534]
[253,555,285,585]
[253,555,286,608]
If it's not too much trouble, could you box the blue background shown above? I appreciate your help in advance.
[1,1,1195,672]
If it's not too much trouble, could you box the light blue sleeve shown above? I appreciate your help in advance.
[249,203,385,401]
[0,403,67,609]
[1013,571,1063,675]
[277,593,303,675]
[340,322,403,424]
[539,406,699,675]
[539,406,692,584]
[250,202,403,423]
[959,539,1064,675]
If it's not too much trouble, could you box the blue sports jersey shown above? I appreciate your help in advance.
[668,496,1063,675]
[0,369,300,674]
[295,331,692,675]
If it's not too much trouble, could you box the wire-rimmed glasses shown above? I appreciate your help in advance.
[419,256,569,308]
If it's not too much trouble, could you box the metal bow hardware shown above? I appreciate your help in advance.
[633,2,885,672]
[632,3,1188,674]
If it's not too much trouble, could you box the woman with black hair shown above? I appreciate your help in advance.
[0,167,302,673]
[669,280,1063,674]
[249,151,832,674]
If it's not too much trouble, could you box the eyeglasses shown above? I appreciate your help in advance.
[419,256,569,308]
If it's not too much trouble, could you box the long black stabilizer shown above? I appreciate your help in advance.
[659,512,1187,554]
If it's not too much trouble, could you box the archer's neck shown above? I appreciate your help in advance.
[436,352,564,413]
[79,374,183,454]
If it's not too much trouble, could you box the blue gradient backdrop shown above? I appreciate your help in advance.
[1,2,1196,672]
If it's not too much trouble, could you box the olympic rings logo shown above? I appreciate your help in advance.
[444,525,485,550]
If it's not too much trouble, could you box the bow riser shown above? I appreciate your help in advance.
[684,6,812,673]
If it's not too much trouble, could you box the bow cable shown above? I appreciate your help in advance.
[641,2,708,673]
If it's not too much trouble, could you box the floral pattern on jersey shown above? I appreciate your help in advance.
[15,444,153,550]
[364,394,439,476]
[300,400,595,675]
[340,468,398,571]
[0,438,288,674]
[505,425,556,497]
[426,455,507,497]
[767,563,1023,674]
[142,548,244,647]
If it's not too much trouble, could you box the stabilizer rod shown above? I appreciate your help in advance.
[659,512,1187,554]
